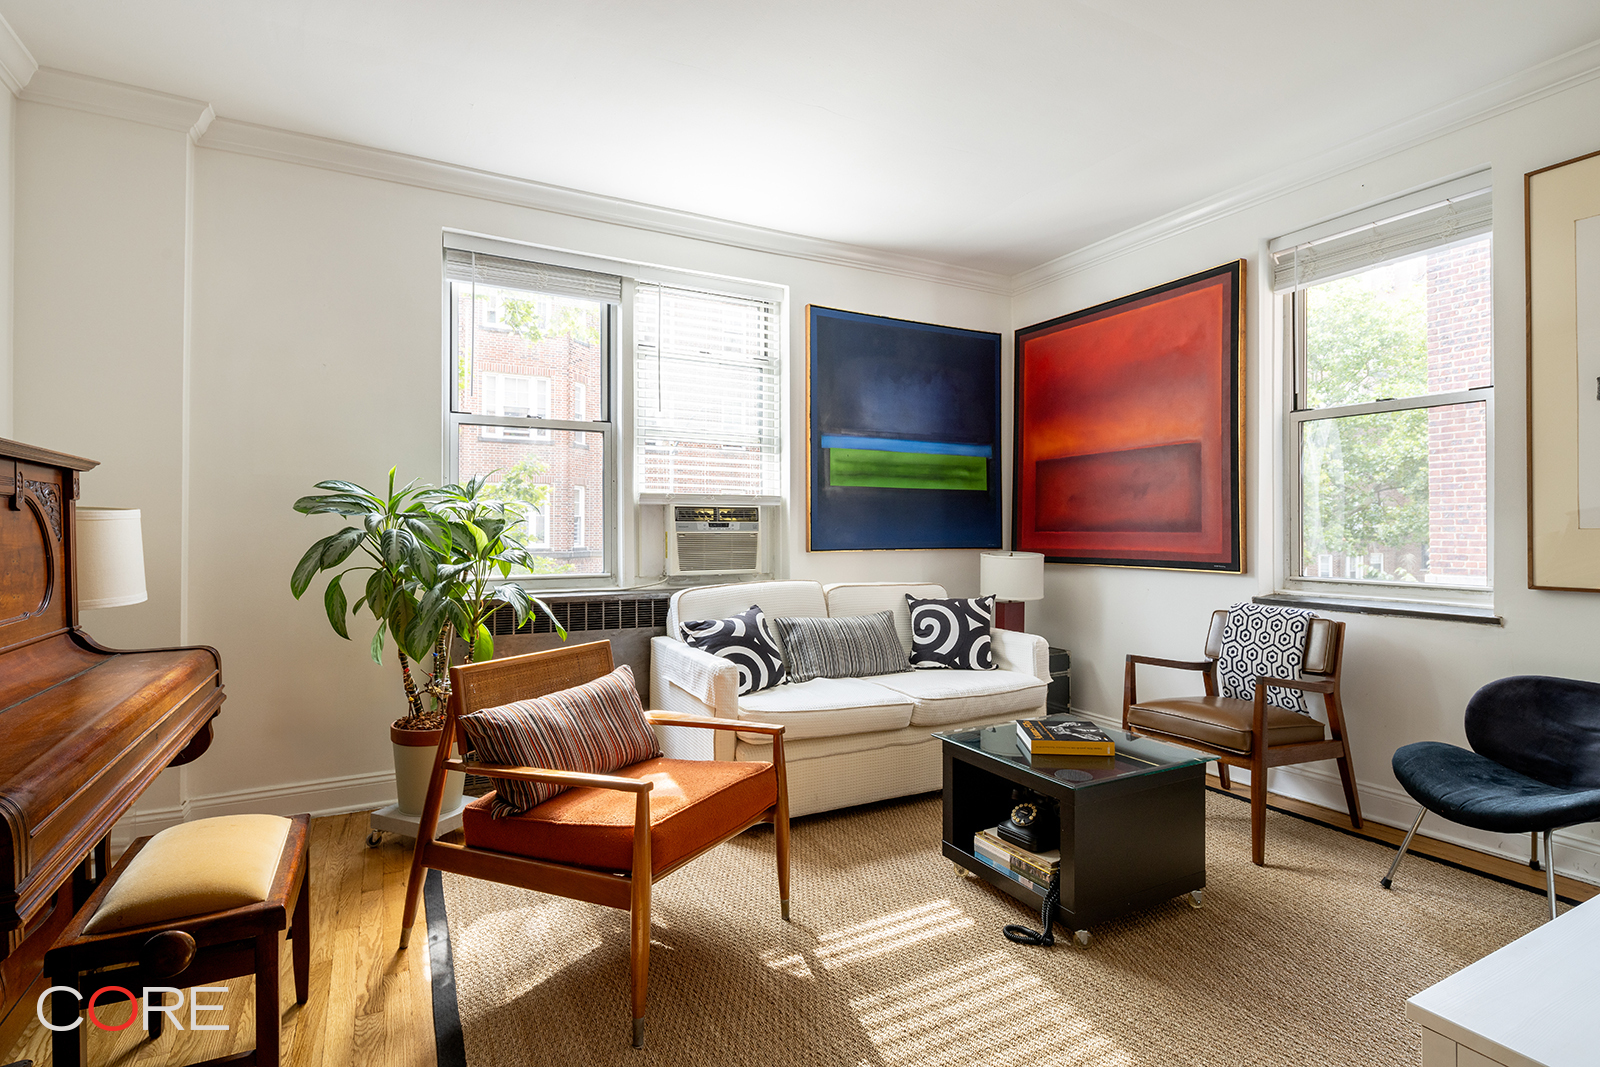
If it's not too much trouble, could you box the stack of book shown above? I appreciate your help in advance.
[971,827,1060,892]
[1015,717,1115,756]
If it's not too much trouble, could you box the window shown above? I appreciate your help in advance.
[1270,178,1493,601]
[447,247,618,580]
[635,283,781,500]
[525,486,549,546]
[480,373,551,441]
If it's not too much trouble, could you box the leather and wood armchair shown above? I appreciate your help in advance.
[398,640,790,1049]
[1122,609,1360,865]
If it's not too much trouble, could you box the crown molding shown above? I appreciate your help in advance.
[19,67,214,141]
[1010,36,1600,297]
[199,117,1012,295]
[0,12,36,96]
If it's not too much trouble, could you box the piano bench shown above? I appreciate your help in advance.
[43,813,311,1067]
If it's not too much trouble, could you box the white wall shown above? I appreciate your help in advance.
[1012,74,1600,881]
[13,96,1010,824]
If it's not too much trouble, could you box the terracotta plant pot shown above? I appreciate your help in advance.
[390,723,465,817]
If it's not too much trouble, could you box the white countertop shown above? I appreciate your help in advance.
[1406,894,1600,1067]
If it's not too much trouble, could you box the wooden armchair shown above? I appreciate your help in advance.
[398,640,789,1049]
[1122,609,1360,866]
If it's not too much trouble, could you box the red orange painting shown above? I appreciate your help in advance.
[1013,261,1244,571]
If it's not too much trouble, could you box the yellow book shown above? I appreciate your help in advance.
[1015,718,1114,756]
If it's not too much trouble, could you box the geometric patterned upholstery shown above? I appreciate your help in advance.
[1216,602,1315,712]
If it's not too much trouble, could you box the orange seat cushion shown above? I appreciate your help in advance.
[461,757,777,875]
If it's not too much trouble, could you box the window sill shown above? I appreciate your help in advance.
[1254,592,1502,626]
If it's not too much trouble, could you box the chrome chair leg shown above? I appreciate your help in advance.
[1544,829,1558,922]
[1381,807,1427,889]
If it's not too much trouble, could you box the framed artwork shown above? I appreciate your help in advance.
[807,306,1002,551]
[1526,147,1600,590]
[1013,261,1245,571]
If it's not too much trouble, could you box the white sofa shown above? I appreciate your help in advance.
[650,580,1050,817]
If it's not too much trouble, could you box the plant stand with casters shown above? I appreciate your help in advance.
[367,797,470,847]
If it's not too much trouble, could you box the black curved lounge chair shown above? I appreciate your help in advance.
[1383,675,1600,919]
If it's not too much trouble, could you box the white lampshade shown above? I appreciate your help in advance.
[979,551,1045,602]
[78,508,148,609]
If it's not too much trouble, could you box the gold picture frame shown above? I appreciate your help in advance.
[1526,147,1600,590]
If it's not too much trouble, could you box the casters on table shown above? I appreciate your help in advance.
[367,831,382,848]
[1074,929,1090,947]
[1189,889,1204,909]
[954,863,973,879]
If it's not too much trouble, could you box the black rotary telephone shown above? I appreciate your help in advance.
[996,787,1058,853]
[998,788,1060,947]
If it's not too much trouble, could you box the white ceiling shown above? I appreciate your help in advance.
[4,1,1599,277]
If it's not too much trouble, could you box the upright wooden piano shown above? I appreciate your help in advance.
[0,438,225,1048]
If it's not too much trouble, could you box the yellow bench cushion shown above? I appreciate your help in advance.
[84,814,293,934]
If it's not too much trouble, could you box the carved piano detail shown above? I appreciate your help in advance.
[0,438,225,1047]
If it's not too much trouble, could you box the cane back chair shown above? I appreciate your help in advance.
[398,640,790,1049]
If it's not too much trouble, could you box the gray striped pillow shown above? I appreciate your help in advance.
[771,611,910,684]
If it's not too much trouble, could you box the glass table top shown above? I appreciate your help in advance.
[935,717,1210,790]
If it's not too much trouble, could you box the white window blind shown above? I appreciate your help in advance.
[1269,182,1492,292]
[445,249,623,302]
[635,282,781,499]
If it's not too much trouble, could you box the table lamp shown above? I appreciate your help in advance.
[77,508,148,609]
[980,551,1044,632]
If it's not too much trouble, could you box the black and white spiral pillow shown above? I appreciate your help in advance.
[680,604,787,695]
[906,594,996,671]
[1216,601,1315,713]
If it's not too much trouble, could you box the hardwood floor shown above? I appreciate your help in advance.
[3,814,436,1067]
[1206,774,1598,903]
[5,787,1592,1066]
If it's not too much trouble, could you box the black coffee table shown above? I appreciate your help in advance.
[935,719,1208,945]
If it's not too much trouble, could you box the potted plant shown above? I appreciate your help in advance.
[290,471,564,816]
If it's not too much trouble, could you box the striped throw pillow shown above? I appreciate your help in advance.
[771,611,910,684]
[458,664,661,817]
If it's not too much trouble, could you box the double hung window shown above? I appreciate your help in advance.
[446,248,616,579]
[1271,177,1493,601]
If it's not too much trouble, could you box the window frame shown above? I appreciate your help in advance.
[443,231,788,590]
[1278,249,1496,608]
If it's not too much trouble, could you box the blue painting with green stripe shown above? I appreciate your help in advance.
[808,307,1002,550]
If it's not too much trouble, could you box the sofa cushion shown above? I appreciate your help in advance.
[771,611,910,684]
[907,594,997,671]
[679,604,786,694]
[867,669,1047,727]
[823,582,947,653]
[736,677,914,740]
[669,581,826,650]
[461,757,776,874]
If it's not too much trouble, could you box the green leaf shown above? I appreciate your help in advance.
[324,575,350,639]
[530,595,567,641]
[472,623,494,664]
[370,621,386,664]
[291,535,334,598]
[319,527,366,569]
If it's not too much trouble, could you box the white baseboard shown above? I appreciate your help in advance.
[1077,710,1600,888]
[111,770,398,853]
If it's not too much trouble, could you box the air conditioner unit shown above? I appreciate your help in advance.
[667,503,762,576]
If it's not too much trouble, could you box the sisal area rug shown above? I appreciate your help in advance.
[431,790,1559,1067]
